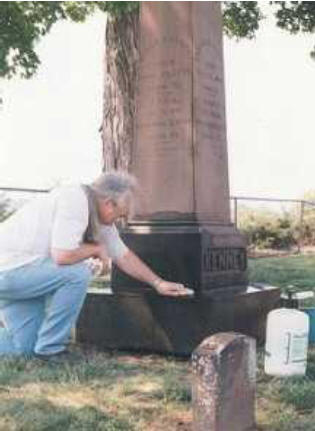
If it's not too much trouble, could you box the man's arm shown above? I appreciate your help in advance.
[113,249,192,296]
[51,243,101,265]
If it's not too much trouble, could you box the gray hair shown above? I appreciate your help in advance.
[82,171,137,243]
[90,171,138,203]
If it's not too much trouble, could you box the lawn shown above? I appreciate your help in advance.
[0,351,191,431]
[248,254,315,292]
[1,254,315,430]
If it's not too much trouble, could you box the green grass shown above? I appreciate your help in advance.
[0,352,192,431]
[1,254,315,430]
[2,346,315,430]
[256,348,315,430]
[249,254,315,291]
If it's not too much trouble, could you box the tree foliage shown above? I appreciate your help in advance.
[0,1,137,79]
[271,1,315,58]
[222,2,263,39]
[272,1,315,33]
[1,1,315,79]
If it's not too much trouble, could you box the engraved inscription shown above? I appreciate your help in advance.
[203,248,247,273]
[194,42,226,162]
[137,38,191,157]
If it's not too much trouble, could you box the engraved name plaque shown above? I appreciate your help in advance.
[203,248,247,273]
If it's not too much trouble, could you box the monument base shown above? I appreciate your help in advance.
[76,284,280,356]
[112,222,248,296]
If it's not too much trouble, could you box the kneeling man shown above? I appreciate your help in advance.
[0,171,190,360]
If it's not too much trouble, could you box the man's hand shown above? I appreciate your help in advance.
[152,278,194,297]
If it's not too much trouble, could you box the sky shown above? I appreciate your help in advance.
[225,9,315,200]
[1,7,315,200]
[0,12,105,189]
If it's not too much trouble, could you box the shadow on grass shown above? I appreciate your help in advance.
[0,353,150,387]
[0,398,132,431]
[0,351,191,404]
[0,346,190,382]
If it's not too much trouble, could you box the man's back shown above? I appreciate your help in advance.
[0,185,88,271]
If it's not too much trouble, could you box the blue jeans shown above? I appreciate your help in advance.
[0,258,92,356]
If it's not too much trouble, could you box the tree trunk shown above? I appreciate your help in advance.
[101,11,140,172]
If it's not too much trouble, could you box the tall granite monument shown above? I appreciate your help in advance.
[77,2,280,355]
[112,1,247,295]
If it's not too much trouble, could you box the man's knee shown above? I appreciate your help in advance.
[62,262,92,286]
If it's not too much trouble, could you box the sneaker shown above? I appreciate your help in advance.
[33,350,85,365]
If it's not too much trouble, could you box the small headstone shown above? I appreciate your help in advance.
[191,332,256,431]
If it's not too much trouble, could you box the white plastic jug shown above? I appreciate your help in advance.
[264,308,309,376]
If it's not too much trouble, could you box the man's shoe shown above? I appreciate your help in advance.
[34,350,84,365]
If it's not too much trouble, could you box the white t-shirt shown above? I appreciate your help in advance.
[0,184,128,272]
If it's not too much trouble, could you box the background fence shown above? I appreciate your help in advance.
[1,186,315,253]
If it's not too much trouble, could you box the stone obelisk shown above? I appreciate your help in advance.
[112,1,247,295]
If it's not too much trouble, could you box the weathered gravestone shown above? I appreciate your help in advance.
[192,333,256,431]
[76,2,280,355]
